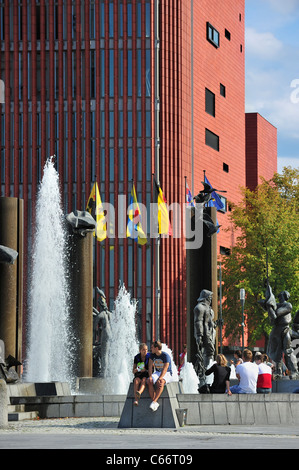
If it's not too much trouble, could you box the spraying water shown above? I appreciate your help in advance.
[162,343,179,382]
[104,284,139,394]
[25,157,74,384]
[180,361,199,393]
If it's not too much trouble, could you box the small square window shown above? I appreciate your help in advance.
[223,162,229,173]
[220,84,226,97]
[220,246,230,256]
[205,88,215,117]
[225,29,231,40]
[206,22,220,48]
[205,128,219,151]
[218,196,227,213]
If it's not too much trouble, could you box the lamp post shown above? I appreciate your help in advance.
[218,263,223,353]
[240,288,245,351]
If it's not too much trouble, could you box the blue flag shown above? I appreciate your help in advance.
[204,175,224,211]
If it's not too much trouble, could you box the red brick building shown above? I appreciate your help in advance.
[246,113,277,191]
[0,1,277,363]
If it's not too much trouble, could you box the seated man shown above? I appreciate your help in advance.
[147,341,173,412]
[229,349,258,394]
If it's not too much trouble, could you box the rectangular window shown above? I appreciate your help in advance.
[137,2,142,38]
[137,50,142,97]
[127,3,132,37]
[119,3,123,37]
[205,129,219,151]
[128,50,132,96]
[109,148,114,181]
[207,22,219,48]
[119,148,124,181]
[225,29,231,40]
[220,83,226,97]
[109,3,114,38]
[109,111,114,138]
[109,50,114,97]
[205,88,215,117]
[218,195,227,213]
[128,111,133,137]
[220,246,230,256]
[100,3,105,38]
[146,50,151,97]
[137,111,142,137]
[128,148,133,181]
[119,51,123,96]
[145,3,151,37]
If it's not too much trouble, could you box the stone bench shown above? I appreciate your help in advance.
[177,393,299,425]
[10,394,126,419]
[7,381,71,398]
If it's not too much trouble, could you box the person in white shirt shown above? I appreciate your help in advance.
[229,349,258,394]
[254,352,272,393]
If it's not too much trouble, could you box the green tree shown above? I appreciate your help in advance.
[221,167,299,347]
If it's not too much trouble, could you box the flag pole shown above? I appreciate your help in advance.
[94,182,97,307]
[154,0,160,342]
[131,179,135,300]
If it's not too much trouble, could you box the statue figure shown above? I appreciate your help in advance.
[194,289,216,388]
[259,284,299,379]
[92,288,112,377]
[291,310,299,340]
[193,181,226,236]
[0,355,22,383]
[0,245,18,264]
[66,210,96,237]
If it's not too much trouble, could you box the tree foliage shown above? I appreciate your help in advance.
[221,167,299,346]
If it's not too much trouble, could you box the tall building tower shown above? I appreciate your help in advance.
[0,1,263,362]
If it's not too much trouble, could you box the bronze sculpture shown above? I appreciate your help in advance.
[194,289,216,388]
[259,284,299,379]
[93,288,112,377]
[193,181,226,236]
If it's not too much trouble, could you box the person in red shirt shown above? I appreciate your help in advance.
[254,352,272,394]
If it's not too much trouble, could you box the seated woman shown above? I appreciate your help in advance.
[205,353,232,395]
[133,343,150,406]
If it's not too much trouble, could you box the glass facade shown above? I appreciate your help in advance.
[0,0,153,342]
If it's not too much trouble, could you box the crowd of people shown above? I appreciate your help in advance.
[132,342,299,412]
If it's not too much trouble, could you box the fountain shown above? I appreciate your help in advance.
[180,361,199,393]
[24,157,75,385]
[104,284,139,394]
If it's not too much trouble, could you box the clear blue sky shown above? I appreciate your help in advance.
[245,0,299,173]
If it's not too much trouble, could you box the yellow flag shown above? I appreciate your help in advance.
[154,179,172,236]
[86,183,107,241]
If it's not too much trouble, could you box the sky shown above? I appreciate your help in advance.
[245,0,299,173]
